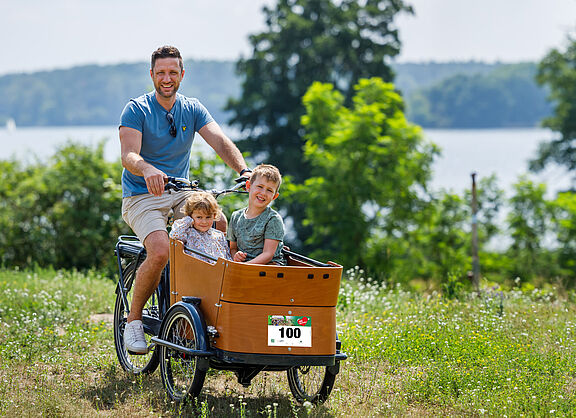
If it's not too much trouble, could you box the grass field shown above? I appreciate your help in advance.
[0,267,575,416]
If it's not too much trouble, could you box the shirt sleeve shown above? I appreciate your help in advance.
[169,216,194,243]
[192,99,215,132]
[119,99,145,132]
[264,212,285,241]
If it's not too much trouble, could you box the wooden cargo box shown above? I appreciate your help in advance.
[169,239,342,356]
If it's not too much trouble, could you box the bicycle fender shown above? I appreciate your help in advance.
[168,301,211,371]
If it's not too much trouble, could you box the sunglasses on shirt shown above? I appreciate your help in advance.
[166,112,177,137]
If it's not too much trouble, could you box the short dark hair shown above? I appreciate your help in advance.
[151,45,183,71]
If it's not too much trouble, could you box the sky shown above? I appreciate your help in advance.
[1,0,576,75]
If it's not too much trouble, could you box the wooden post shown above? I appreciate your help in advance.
[471,172,480,292]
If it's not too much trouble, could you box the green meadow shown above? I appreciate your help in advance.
[0,267,575,417]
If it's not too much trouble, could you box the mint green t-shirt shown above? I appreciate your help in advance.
[227,206,285,265]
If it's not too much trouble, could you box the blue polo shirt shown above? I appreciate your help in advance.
[119,92,214,197]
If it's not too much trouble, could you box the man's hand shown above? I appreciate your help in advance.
[143,166,167,197]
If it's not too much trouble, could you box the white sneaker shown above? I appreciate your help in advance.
[124,320,148,354]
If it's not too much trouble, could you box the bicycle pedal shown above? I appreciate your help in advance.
[127,345,151,355]
[127,349,149,355]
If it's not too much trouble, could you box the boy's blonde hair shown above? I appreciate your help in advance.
[251,164,282,191]
[181,192,221,218]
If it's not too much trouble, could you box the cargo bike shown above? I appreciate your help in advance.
[113,178,346,403]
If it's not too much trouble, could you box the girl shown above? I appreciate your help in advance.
[169,192,232,263]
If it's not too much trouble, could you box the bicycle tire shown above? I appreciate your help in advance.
[113,260,161,374]
[159,304,207,402]
[287,364,337,404]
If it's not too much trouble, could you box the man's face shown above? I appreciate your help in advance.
[150,57,184,99]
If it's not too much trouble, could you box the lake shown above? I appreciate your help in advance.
[423,128,570,195]
[0,125,570,196]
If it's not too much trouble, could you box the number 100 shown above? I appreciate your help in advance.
[279,327,301,338]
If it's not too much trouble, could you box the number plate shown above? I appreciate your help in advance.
[267,315,312,347]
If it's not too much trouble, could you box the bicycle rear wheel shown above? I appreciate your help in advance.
[287,365,337,404]
[159,304,207,402]
[113,260,160,374]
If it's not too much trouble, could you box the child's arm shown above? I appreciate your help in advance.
[246,239,279,265]
[169,216,194,243]
[229,241,247,262]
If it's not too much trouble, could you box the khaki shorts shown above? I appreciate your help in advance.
[121,191,195,244]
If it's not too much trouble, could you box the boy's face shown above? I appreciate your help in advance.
[246,176,279,210]
[191,210,215,233]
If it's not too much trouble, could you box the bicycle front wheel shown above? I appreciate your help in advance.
[159,305,207,402]
[113,260,160,374]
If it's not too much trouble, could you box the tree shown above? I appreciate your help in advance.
[505,177,554,281]
[287,77,437,271]
[550,191,576,285]
[531,38,576,177]
[398,191,470,285]
[227,0,413,180]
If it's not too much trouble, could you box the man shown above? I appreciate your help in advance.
[119,45,252,353]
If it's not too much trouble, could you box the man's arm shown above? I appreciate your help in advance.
[120,126,166,196]
[199,122,249,175]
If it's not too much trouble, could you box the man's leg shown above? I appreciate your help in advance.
[124,230,169,353]
[127,230,170,321]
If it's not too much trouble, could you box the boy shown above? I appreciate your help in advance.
[227,164,285,265]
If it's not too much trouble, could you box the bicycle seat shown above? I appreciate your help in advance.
[116,235,145,258]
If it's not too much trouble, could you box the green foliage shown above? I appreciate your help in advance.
[532,39,576,175]
[404,176,503,286]
[289,77,437,272]
[506,177,555,281]
[227,0,412,180]
[465,174,504,243]
[407,63,551,128]
[550,191,576,285]
[0,142,127,272]
[291,79,512,286]
[400,192,471,284]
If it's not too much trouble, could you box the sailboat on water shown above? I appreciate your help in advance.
[5,118,16,132]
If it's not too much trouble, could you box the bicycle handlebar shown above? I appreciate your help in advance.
[164,176,248,198]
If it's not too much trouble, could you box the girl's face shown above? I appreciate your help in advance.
[191,210,215,232]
